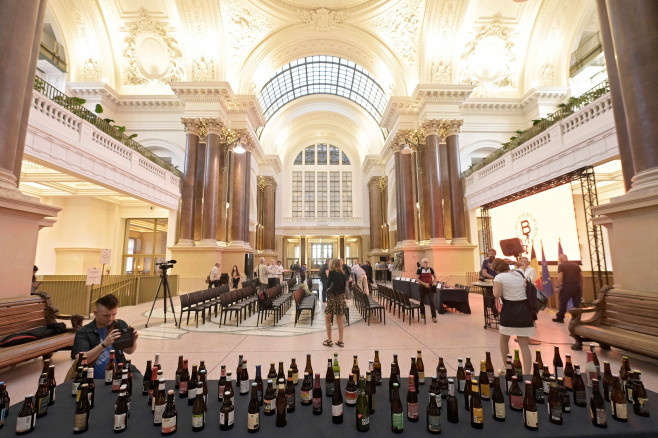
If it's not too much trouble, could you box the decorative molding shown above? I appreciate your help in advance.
[297,7,348,31]
[83,58,100,81]
[205,118,224,136]
[421,119,443,138]
[259,155,283,174]
[258,175,277,190]
[181,118,200,136]
[221,0,275,68]
[371,0,423,66]
[430,61,452,84]
[444,119,463,137]
[192,57,216,82]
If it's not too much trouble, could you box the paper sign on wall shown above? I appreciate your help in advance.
[86,268,102,286]
[100,249,112,265]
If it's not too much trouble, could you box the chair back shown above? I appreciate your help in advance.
[179,293,190,308]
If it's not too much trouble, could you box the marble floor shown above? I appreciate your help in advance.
[2,290,657,402]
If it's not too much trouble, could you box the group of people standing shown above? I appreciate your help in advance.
[208,262,244,290]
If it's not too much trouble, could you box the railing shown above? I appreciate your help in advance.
[33,76,182,178]
[283,216,362,223]
[462,79,610,178]
[569,31,603,77]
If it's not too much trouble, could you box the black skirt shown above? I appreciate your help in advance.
[499,299,534,328]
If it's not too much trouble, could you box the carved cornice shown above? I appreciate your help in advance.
[259,155,283,174]
[297,7,348,31]
[258,175,277,190]
[445,119,463,137]
[181,118,200,136]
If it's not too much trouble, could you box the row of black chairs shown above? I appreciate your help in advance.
[178,284,259,327]
[256,284,294,327]
[352,285,385,325]
[178,285,228,327]
[293,286,316,326]
[377,285,425,325]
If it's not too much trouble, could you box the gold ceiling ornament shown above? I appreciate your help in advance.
[222,127,241,145]
[258,175,277,190]
[400,128,425,152]
[444,119,464,137]
[378,176,388,192]
[196,118,208,139]
[181,118,200,136]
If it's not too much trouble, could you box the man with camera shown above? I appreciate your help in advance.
[72,293,139,378]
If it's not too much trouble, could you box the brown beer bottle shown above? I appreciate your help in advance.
[263,379,276,416]
[325,358,336,397]
[290,358,299,385]
[149,366,158,405]
[406,375,419,422]
[267,362,277,379]
[219,391,235,430]
[470,379,484,429]
[464,357,475,373]
[112,363,123,393]
[456,358,466,393]
[610,375,628,422]
[73,384,90,433]
[553,346,563,379]
[485,352,495,384]
[352,356,360,383]
[389,362,399,402]
[300,372,312,405]
[393,354,401,381]
[504,358,514,394]
[509,376,523,412]
[478,361,491,401]
[312,373,323,415]
[619,357,629,398]
[153,378,166,426]
[35,372,49,418]
[16,395,36,435]
[632,371,650,417]
[285,370,295,412]
[390,382,403,433]
[332,375,344,424]
[366,370,376,414]
[590,379,607,427]
[532,362,544,404]
[114,384,128,433]
[175,356,184,389]
[463,370,472,411]
[178,359,189,398]
[143,360,152,396]
[47,365,57,406]
[589,344,601,375]
[535,350,544,371]
[602,361,613,402]
[542,365,551,397]
[187,364,198,405]
[275,379,287,427]
[345,374,358,406]
[305,354,313,377]
[247,382,260,433]
[85,368,95,409]
[105,350,116,385]
[373,350,382,385]
[417,350,425,385]
[236,355,244,389]
[161,390,177,435]
[254,365,263,405]
[225,371,235,400]
[409,357,419,393]
[491,375,506,422]
[447,378,459,423]
[523,380,538,430]
[217,365,226,402]
[563,354,574,391]
[572,365,587,407]
[427,391,440,434]
[548,377,563,424]
[438,365,448,399]
[240,360,250,395]
[557,377,571,413]
[277,361,285,383]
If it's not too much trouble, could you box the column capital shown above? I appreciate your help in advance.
[205,118,224,136]
[181,118,201,136]
[421,119,446,139]
[258,175,277,190]
[368,176,388,192]
[393,129,425,152]
[378,175,388,192]
[445,119,464,137]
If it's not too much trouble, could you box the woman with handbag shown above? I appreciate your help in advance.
[323,258,347,347]
[492,258,534,376]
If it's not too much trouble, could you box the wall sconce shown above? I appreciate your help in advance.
[233,138,246,154]
[400,143,413,155]
[400,129,423,155]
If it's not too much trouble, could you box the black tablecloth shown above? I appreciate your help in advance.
[393,280,471,315]
[4,377,657,437]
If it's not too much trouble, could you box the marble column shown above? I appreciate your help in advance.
[259,176,277,252]
[438,140,452,239]
[368,177,383,250]
[242,150,252,244]
[596,0,634,192]
[446,120,467,242]
[394,149,405,243]
[199,119,222,245]
[380,177,389,250]
[398,143,417,243]
[422,120,446,243]
[415,142,430,241]
[229,148,248,244]
[215,135,229,242]
[193,140,206,242]
[605,0,658,189]
[178,119,200,245]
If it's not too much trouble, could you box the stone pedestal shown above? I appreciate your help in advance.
[169,246,224,293]
[427,241,477,286]
[397,242,425,278]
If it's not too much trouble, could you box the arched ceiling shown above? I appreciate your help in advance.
[44,0,597,158]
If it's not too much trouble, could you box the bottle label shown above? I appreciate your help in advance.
[555,366,563,379]
[161,416,176,433]
[614,402,628,420]
[312,397,322,410]
[179,381,188,394]
[175,374,181,386]
[535,388,544,402]
[153,404,165,424]
[72,381,80,396]
[264,399,274,413]
[487,371,494,383]
[357,413,370,428]
[16,415,33,433]
[458,379,466,393]
[494,401,506,419]
[427,414,440,431]
[220,410,235,426]
[51,387,56,403]
[192,413,204,428]
[575,390,587,405]
[300,390,311,402]
[325,382,334,396]
[105,370,113,383]
[542,381,550,395]
[188,386,196,399]
[286,393,295,409]
[392,412,404,430]
[257,390,263,404]
[418,372,425,384]
[37,396,48,414]
[480,383,491,399]
[112,378,121,391]
[593,407,607,425]
[248,413,259,430]
[407,402,419,419]
[564,376,573,389]
[510,394,523,409]
[472,407,484,424]
[1,407,6,423]
[435,393,442,409]
[626,387,634,402]
[73,413,87,431]
[114,413,127,431]
[293,372,299,385]
[506,380,512,393]
[332,403,343,416]
[375,371,382,385]
[524,410,538,427]
[345,390,357,405]
[217,385,224,400]
[636,398,649,415]
[240,380,250,394]
[549,405,562,420]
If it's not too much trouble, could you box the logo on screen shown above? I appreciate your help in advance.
[514,212,538,253]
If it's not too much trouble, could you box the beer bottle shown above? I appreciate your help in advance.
[429,376,441,409]
[1,381,9,418]
[47,365,57,406]
[504,358,514,394]
[73,384,89,433]
[143,360,152,396]
[112,363,123,393]
[304,354,313,377]
[478,361,490,401]
[373,350,382,385]
[625,368,635,404]
[192,383,205,431]
[16,395,36,435]
[71,355,81,373]
[247,382,260,433]
[198,360,206,374]
[573,365,587,407]
[254,365,263,405]
[610,375,627,422]
[392,354,400,381]
[585,352,598,387]
[277,361,285,383]
[161,390,177,435]
[563,354,574,390]
[602,361,613,402]
[409,357,419,393]
[263,379,276,416]
[35,372,49,418]
[240,360,250,395]
[72,366,83,397]
[345,374,357,406]
[553,346,563,379]
[0,382,7,428]
[548,377,563,424]
[390,382,403,433]
[149,366,158,405]
[557,377,571,413]
[532,362,544,404]
[352,356,360,383]
[463,370,472,411]
[491,375,506,422]
[416,350,425,385]
[236,355,244,389]
[485,352,495,384]
[275,379,287,427]
[356,377,370,432]
[542,365,551,397]
[225,371,235,400]
[438,365,448,399]
[523,380,538,430]
[509,376,523,411]
[590,379,607,427]
[535,350,544,371]
[267,362,277,379]
[125,361,133,397]
[513,350,523,380]
[333,353,341,381]
[290,358,299,385]
[175,356,184,389]
[456,358,466,393]
[217,365,227,402]
[619,357,630,398]
[470,379,484,429]
[366,370,376,414]
[199,370,208,408]
[332,374,344,424]
[447,378,459,424]
[285,370,295,412]
[389,362,399,402]
[326,358,335,397]
[407,375,419,422]
[114,384,128,433]
[153,353,161,371]
[589,344,600,374]
[300,372,312,405]
[105,350,116,385]
[312,373,323,415]
[187,364,198,405]
[427,392,441,434]
[86,368,95,409]
[219,391,235,430]
[179,359,189,398]
[153,378,166,426]
[121,370,131,417]
[632,371,650,417]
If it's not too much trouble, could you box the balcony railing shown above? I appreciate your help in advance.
[33,76,183,177]
[462,79,610,179]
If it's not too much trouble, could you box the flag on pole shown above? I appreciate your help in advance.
[530,242,542,291]
[540,241,554,298]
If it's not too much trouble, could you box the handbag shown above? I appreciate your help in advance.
[515,270,548,314]
[205,275,210,284]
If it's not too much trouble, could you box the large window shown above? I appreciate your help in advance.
[122,218,167,274]
[292,144,353,220]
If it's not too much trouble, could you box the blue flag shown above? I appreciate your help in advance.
[541,241,554,298]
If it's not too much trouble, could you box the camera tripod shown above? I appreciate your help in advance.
[145,266,178,328]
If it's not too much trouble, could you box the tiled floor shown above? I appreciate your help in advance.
[2,289,657,403]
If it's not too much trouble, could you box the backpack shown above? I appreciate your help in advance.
[515,270,548,315]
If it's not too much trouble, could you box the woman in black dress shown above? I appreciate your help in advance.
[323,258,347,347]
[231,265,240,289]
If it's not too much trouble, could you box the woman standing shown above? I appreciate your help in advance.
[323,258,347,348]
[231,265,241,289]
[492,258,534,375]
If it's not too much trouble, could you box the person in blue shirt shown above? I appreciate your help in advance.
[72,294,138,378]
[481,249,497,280]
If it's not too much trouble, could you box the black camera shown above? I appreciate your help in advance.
[157,259,177,270]
[113,327,135,350]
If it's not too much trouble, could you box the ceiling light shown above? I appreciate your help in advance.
[401,144,413,155]
[233,142,246,154]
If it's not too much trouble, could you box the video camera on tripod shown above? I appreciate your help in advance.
[146,260,178,328]
[157,260,177,271]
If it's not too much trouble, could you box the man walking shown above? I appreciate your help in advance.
[416,258,438,323]
[209,262,221,288]
[553,254,584,323]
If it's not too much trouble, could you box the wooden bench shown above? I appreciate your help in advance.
[569,286,658,359]
[293,286,316,326]
[0,293,83,369]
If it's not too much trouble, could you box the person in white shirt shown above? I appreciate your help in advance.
[351,262,369,294]
[275,260,285,283]
[256,257,269,290]
[209,263,220,288]
[267,260,278,287]
[517,256,537,283]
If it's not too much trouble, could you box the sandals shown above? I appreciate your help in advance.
[323,340,333,347]
[335,341,344,348]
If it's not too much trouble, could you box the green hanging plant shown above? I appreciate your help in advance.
[95,104,104,114]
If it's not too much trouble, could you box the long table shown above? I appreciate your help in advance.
[4,377,656,437]
[393,279,471,314]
